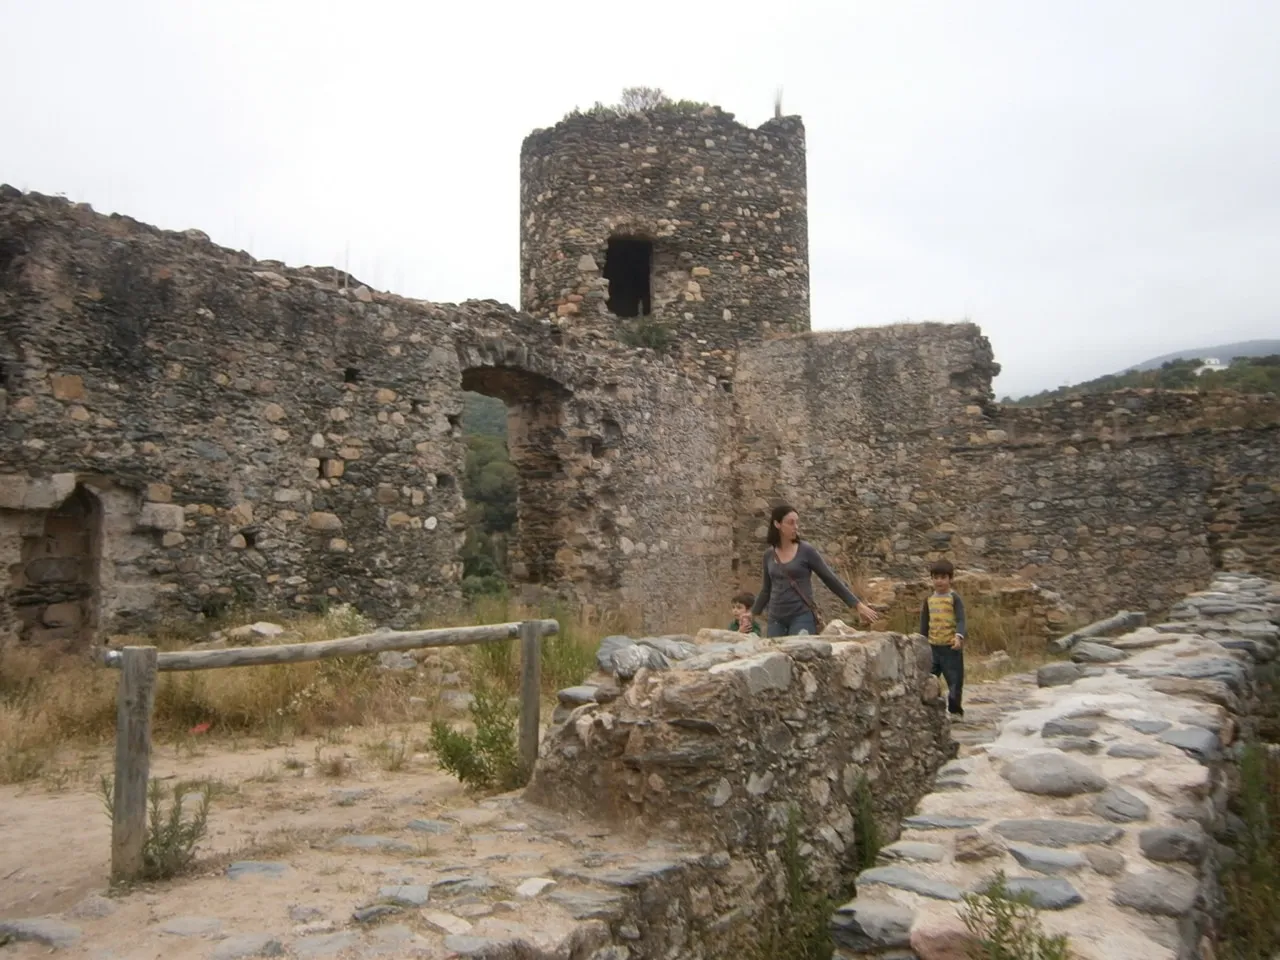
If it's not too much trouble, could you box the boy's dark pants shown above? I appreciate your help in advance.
[930,644,965,715]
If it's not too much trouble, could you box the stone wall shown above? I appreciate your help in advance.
[520,107,809,377]
[732,325,1280,624]
[0,187,736,643]
[831,573,1279,960]
[528,628,954,892]
[730,323,1001,613]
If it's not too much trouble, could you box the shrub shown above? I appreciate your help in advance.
[100,776,211,882]
[1219,738,1280,958]
[429,681,523,792]
[959,872,1072,959]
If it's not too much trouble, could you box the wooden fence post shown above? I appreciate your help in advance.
[517,620,542,780]
[112,645,158,883]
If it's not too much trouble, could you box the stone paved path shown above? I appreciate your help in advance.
[833,572,1280,960]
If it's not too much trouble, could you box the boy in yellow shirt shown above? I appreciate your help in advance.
[919,560,966,718]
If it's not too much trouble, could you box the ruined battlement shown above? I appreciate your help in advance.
[3,95,1280,652]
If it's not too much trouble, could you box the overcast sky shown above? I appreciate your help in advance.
[3,0,1277,397]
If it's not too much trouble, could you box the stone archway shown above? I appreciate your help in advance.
[8,482,102,650]
[459,364,573,591]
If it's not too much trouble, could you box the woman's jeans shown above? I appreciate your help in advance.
[767,611,817,638]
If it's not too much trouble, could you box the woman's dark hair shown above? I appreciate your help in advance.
[766,503,798,547]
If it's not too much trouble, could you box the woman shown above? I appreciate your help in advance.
[751,504,881,637]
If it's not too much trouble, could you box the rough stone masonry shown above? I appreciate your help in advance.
[2,98,1278,649]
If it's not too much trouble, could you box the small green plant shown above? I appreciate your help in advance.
[563,86,712,121]
[959,872,1072,959]
[429,681,522,792]
[100,776,211,882]
[619,317,672,351]
[851,774,881,870]
[1219,739,1280,958]
[755,806,833,960]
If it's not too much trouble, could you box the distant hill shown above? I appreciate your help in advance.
[1123,339,1280,373]
[1006,352,1280,406]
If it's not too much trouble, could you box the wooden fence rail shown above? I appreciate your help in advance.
[101,618,558,883]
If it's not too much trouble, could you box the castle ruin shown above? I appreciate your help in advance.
[1,102,1277,649]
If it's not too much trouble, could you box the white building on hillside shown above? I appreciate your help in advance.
[1194,357,1228,376]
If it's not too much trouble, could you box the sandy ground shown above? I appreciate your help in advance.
[1,728,473,920]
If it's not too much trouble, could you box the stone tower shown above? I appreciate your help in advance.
[519,105,809,374]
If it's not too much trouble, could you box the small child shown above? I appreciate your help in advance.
[728,591,762,635]
[919,560,966,718]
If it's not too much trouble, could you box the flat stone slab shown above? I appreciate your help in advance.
[709,651,793,695]
[830,900,914,952]
[1037,662,1085,687]
[0,918,82,949]
[556,685,598,706]
[1041,718,1100,738]
[211,934,285,960]
[226,861,289,879]
[993,819,1123,847]
[856,866,962,900]
[421,910,474,936]
[515,877,556,898]
[1112,869,1198,916]
[1070,641,1128,663]
[878,841,946,863]
[1000,752,1107,796]
[1139,826,1207,863]
[1107,743,1161,759]
[377,884,430,906]
[1124,719,1172,734]
[1158,726,1220,762]
[902,815,986,830]
[979,876,1083,910]
[160,916,224,937]
[1006,843,1086,874]
[1092,786,1151,823]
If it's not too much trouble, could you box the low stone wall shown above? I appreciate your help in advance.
[527,628,954,893]
[831,573,1279,960]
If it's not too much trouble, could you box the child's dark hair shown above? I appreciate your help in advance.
[929,559,956,578]
[732,591,755,608]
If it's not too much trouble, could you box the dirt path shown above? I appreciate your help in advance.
[0,726,471,921]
